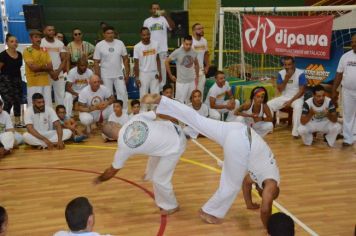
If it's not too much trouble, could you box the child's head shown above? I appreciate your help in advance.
[56,105,67,120]
[130,99,140,115]
[250,86,268,105]
[190,89,202,106]
[0,206,8,236]
[113,100,124,116]
[162,84,173,99]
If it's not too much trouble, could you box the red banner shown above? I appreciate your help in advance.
[242,15,333,59]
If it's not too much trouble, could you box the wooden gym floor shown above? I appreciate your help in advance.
[0,125,355,236]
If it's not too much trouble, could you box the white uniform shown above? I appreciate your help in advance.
[232,101,273,137]
[93,39,128,109]
[108,112,129,126]
[192,36,208,95]
[205,82,239,120]
[267,68,307,136]
[143,16,171,91]
[298,97,341,146]
[0,111,16,150]
[63,68,93,117]
[78,85,113,126]
[337,50,356,145]
[133,40,160,110]
[23,106,72,147]
[112,111,186,210]
[183,103,209,139]
[156,96,279,218]
[53,231,111,236]
[41,38,66,105]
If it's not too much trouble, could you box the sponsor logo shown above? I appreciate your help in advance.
[123,121,149,148]
[304,64,330,85]
[143,49,157,56]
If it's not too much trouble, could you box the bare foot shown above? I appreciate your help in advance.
[199,209,222,224]
[160,206,180,215]
[141,94,161,104]
[246,202,260,210]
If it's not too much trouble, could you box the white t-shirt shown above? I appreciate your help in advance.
[192,37,208,69]
[188,103,209,117]
[24,106,59,132]
[53,231,111,236]
[67,68,93,94]
[0,111,13,134]
[41,38,66,70]
[143,16,170,52]
[205,82,231,107]
[337,50,356,91]
[108,112,129,126]
[133,40,160,73]
[78,85,112,108]
[302,97,336,122]
[112,111,181,169]
[93,39,128,78]
[277,68,307,98]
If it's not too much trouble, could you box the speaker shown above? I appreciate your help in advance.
[170,11,189,38]
[23,4,45,30]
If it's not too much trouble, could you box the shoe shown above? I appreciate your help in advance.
[73,135,87,143]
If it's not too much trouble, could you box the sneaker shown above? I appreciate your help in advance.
[73,135,87,143]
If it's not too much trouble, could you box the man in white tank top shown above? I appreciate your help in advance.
[267,56,307,137]
[298,85,341,147]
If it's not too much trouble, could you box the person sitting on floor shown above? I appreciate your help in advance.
[56,105,87,143]
[129,99,141,119]
[23,93,72,149]
[232,86,273,137]
[205,71,239,120]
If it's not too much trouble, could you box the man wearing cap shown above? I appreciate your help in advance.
[23,30,53,106]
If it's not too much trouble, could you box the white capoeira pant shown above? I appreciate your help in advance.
[298,120,341,146]
[156,96,279,218]
[0,132,15,150]
[197,69,206,96]
[175,81,196,104]
[51,74,65,105]
[102,77,128,109]
[27,86,52,107]
[23,129,72,147]
[79,105,113,126]
[342,88,356,144]
[63,92,78,118]
[209,99,240,121]
[233,116,273,137]
[139,72,160,111]
[159,52,167,91]
[267,96,303,136]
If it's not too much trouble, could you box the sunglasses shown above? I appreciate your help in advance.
[74,33,82,36]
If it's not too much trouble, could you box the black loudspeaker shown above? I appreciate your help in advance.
[170,11,189,38]
[23,4,45,30]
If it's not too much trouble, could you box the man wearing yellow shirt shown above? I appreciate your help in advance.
[23,30,53,106]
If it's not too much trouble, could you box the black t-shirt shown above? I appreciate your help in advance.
[0,50,23,78]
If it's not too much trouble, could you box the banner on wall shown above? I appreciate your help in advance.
[295,43,344,85]
[242,15,333,59]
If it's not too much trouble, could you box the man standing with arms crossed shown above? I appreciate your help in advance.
[192,23,210,95]
[144,2,175,91]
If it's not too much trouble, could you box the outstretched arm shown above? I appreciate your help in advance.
[242,175,260,209]
[260,180,280,228]
[93,166,120,184]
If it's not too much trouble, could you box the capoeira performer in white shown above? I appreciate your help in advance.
[142,94,280,227]
[133,27,161,111]
[93,112,186,215]
[332,34,356,146]
[267,56,307,138]
[233,86,273,137]
[298,85,341,147]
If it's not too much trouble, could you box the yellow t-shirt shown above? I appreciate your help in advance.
[23,46,51,87]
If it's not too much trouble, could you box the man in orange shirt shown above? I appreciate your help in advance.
[23,30,53,106]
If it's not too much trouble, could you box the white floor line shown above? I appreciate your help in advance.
[191,138,319,236]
